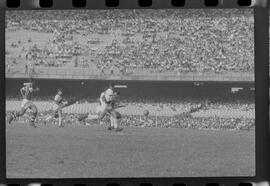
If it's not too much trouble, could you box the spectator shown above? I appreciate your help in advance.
[7,64,10,72]
[5,9,254,74]
[25,64,28,75]
[110,66,114,75]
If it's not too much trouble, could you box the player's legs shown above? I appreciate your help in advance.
[108,115,114,130]
[16,107,27,118]
[11,102,38,127]
[7,105,27,124]
[58,110,64,127]
[85,104,120,130]
[16,99,29,118]
[88,103,110,121]
[100,105,116,130]
[44,111,58,125]
[28,103,38,127]
[20,98,28,109]
[98,103,110,120]
[44,103,60,125]
[110,110,122,131]
[99,111,107,120]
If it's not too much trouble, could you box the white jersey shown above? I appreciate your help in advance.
[54,94,63,105]
[97,88,114,113]
[52,94,63,110]
[100,88,114,104]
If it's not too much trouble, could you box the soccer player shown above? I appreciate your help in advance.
[87,83,123,131]
[44,88,67,127]
[7,78,39,127]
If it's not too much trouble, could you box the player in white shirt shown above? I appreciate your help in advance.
[87,83,123,131]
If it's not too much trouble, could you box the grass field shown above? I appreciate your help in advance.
[6,122,255,178]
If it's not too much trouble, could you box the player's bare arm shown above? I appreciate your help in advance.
[20,87,26,98]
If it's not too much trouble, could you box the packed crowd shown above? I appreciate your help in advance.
[5,110,254,131]
[6,95,255,130]
[6,31,82,68]
[6,9,254,73]
[117,115,254,130]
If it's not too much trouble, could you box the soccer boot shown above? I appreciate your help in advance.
[115,127,123,132]
[29,121,37,128]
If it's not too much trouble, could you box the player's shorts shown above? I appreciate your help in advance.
[21,99,34,109]
[52,103,62,118]
[96,103,106,114]
[52,103,61,111]
[110,110,122,119]
[96,103,113,114]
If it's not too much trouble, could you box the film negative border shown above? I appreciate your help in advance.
[1,181,270,186]
[0,0,268,9]
[0,0,269,186]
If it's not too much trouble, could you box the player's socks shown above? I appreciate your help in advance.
[29,121,37,128]
[107,126,113,130]
[58,117,63,127]
[107,116,115,130]
[29,116,37,128]
[112,117,118,129]
[114,118,123,132]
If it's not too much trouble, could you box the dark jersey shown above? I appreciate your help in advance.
[21,86,33,100]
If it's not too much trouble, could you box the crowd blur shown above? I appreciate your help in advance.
[6,96,255,130]
[6,110,254,131]
[6,9,254,74]
[117,115,254,130]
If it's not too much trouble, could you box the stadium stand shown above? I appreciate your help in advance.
[5,9,254,78]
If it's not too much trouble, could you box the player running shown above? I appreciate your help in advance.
[44,89,77,127]
[80,83,124,131]
[98,83,123,131]
[7,78,39,127]
[44,88,66,127]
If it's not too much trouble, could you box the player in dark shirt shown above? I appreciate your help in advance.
[44,88,67,127]
[7,78,39,127]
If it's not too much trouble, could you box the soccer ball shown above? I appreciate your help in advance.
[143,109,149,116]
